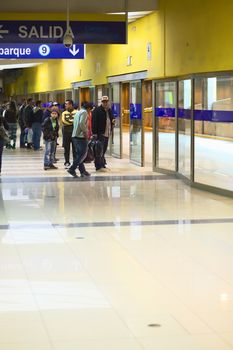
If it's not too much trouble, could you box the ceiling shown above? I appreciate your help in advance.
[0,0,158,71]
[0,0,158,13]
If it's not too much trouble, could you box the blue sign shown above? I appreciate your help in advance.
[111,103,120,118]
[156,108,175,118]
[130,103,142,120]
[0,20,126,44]
[0,43,85,59]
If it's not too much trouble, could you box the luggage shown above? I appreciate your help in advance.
[0,125,10,145]
[84,140,95,163]
[84,138,104,163]
[93,139,103,158]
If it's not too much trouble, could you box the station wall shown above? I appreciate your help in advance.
[4,0,233,97]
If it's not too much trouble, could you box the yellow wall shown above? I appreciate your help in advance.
[163,0,233,76]
[5,11,164,96]
[106,11,164,79]
[4,0,233,97]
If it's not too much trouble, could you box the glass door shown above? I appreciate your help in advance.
[178,79,192,179]
[121,83,130,159]
[130,80,143,166]
[73,88,80,108]
[194,75,233,191]
[155,81,176,171]
[110,83,121,158]
[80,87,90,104]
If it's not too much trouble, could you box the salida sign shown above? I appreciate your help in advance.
[18,25,67,39]
[0,20,126,44]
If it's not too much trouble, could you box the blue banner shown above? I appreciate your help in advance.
[0,43,85,59]
[155,107,233,122]
[155,107,175,117]
[194,109,233,122]
[178,108,191,119]
[0,20,126,44]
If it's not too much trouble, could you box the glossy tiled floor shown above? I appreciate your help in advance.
[1,145,233,350]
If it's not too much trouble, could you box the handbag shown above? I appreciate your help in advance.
[0,125,10,144]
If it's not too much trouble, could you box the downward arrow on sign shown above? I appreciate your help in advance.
[69,45,80,56]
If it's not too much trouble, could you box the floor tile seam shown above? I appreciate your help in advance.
[169,313,192,335]
[53,217,233,228]
[107,231,195,337]
[176,240,233,291]
[51,229,140,344]
[217,333,233,350]
[169,298,232,338]
[1,217,233,230]
[0,174,177,183]
[69,226,162,346]
[9,233,57,350]
[115,238,221,338]
[110,230,217,337]
[156,251,233,338]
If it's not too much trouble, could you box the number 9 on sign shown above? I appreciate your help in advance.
[38,45,50,56]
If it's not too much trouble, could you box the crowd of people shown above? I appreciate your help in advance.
[0,96,115,177]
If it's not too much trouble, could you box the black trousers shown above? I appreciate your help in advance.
[94,135,109,170]
[0,139,4,172]
[62,126,76,164]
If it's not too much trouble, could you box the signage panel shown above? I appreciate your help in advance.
[0,43,85,59]
[0,20,126,44]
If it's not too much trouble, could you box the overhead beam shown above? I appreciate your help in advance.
[0,0,158,13]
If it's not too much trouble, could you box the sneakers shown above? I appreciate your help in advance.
[50,164,58,169]
[81,171,91,178]
[96,167,108,172]
[67,168,78,178]
[44,164,58,170]
[64,162,70,169]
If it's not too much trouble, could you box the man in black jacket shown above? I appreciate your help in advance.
[24,98,34,149]
[32,100,43,150]
[92,96,114,171]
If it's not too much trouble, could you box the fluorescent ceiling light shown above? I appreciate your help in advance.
[109,11,153,22]
[0,62,42,70]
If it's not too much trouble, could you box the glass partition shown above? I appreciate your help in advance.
[39,92,50,106]
[89,87,95,105]
[155,81,176,170]
[73,89,80,107]
[110,83,121,158]
[178,79,192,179]
[130,81,143,166]
[65,90,72,101]
[55,91,65,106]
[194,76,233,191]
[153,73,233,195]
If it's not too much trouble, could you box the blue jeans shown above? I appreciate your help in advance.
[44,140,56,166]
[19,126,25,147]
[69,137,88,174]
[32,122,42,150]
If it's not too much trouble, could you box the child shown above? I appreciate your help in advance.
[42,110,59,170]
